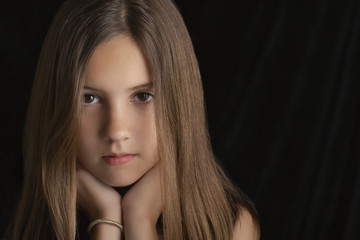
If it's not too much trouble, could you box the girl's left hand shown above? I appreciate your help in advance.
[122,163,162,239]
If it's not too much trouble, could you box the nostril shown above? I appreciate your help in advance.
[101,121,131,142]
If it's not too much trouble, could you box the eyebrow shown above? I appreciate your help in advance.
[83,82,154,92]
[128,83,154,92]
[83,86,101,92]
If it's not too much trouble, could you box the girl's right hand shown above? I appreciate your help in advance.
[76,163,122,223]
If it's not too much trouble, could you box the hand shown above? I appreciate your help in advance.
[76,163,122,222]
[122,163,162,239]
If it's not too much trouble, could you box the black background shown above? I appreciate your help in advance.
[1,0,359,239]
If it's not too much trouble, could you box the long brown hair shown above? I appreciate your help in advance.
[6,0,258,239]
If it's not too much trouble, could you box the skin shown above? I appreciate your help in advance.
[233,209,259,240]
[75,34,257,239]
[76,34,161,239]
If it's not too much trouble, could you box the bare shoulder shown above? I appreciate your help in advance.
[232,208,260,240]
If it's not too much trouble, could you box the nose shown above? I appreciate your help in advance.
[101,104,131,142]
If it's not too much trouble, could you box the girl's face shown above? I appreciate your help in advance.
[77,35,158,187]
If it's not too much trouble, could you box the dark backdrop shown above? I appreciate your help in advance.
[1,0,359,239]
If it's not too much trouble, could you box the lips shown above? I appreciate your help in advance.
[102,153,136,166]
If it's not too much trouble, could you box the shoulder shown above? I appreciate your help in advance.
[232,208,260,240]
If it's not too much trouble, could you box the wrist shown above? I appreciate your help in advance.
[123,216,158,240]
[90,208,122,223]
[122,206,159,226]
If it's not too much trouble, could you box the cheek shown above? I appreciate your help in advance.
[133,105,156,134]
[148,119,158,163]
[77,133,89,161]
[77,117,97,157]
[133,108,158,157]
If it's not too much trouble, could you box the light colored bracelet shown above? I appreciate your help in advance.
[87,219,124,235]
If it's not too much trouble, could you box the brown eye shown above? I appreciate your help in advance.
[133,92,153,103]
[83,94,99,104]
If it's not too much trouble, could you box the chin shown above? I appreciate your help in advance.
[103,176,139,188]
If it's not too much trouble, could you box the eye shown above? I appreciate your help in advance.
[132,92,153,103]
[83,93,100,105]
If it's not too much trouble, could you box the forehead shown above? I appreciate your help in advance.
[84,34,151,88]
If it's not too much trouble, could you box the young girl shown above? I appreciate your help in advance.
[6,0,259,239]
